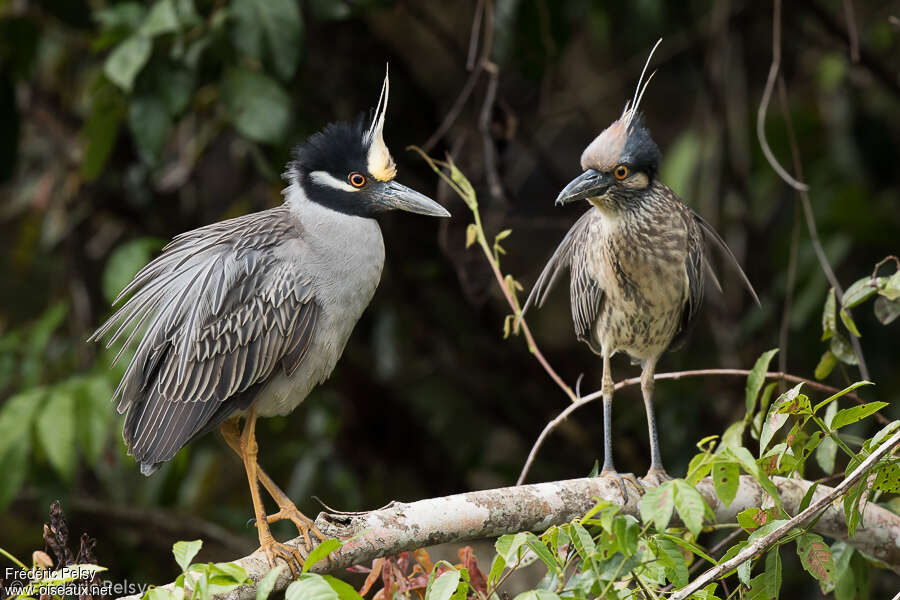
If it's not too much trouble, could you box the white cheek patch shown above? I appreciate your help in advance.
[310,170,359,192]
[367,137,397,182]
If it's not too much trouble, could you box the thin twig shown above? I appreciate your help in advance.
[516,368,884,486]
[842,0,860,62]
[466,0,485,70]
[409,147,575,402]
[478,59,506,204]
[757,0,809,191]
[673,429,900,599]
[774,75,870,379]
[422,67,483,152]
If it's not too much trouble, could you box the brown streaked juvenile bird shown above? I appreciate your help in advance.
[525,41,759,491]
[90,68,449,572]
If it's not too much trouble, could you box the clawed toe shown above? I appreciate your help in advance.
[640,468,672,487]
[266,506,326,552]
[259,538,305,576]
[599,469,644,497]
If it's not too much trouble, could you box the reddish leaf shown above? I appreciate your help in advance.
[737,507,779,532]
[458,546,488,594]
[358,558,384,596]
[797,533,836,593]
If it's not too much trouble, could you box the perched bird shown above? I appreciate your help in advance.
[525,42,758,491]
[90,69,449,570]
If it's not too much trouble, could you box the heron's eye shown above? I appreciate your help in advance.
[613,165,630,180]
[348,172,367,188]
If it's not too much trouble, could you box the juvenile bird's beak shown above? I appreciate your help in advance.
[379,180,450,217]
[555,169,611,206]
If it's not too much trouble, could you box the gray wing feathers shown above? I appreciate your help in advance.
[523,209,604,345]
[523,209,596,313]
[693,212,760,306]
[90,206,318,470]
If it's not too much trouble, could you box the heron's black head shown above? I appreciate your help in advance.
[287,70,449,219]
[556,41,664,209]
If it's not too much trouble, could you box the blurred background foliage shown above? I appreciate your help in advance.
[0,0,898,594]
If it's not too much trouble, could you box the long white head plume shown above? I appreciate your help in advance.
[581,39,662,171]
[621,38,662,128]
[366,65,397,181]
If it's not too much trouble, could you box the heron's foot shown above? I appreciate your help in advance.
[640,467,672,488]
[266,503,326,552]
[599,469,643,498]
[256,533,305,576]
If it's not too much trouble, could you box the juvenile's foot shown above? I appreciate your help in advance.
[640,467,672,488]
[600,469,643,498]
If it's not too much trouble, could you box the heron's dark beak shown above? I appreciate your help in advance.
[555,169,611,206]
[379,180,450,217]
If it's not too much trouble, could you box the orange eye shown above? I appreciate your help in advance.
[613,165,630,180]
[348,172,367,188]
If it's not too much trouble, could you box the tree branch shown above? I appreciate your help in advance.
[674,429,900,598]
[120,472,900,600]
[515,368,885,486]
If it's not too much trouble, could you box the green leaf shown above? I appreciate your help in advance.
[763,547,781,600]
[525,538,558,574]
[494,532,530,564]
[874,296,900,324]
[830,542,856,600]
[829,333,858,365]
[95,2,147,30]
[796,533,835,593]
[672,479,707,538]
[0,388,43,459]
[874,463,900,493]
[231,0,303,81]
[256,565,285,600]
[425,569,460,600]
[173,540,202,572]
[512,592,561,600]
[867,419,900,450]
[736,507,779,533]
[286,574,339,600]
[223,67,291,143]
[465,224,477,248]
[0,435,29,511]
[814,350,837,380]
[36,389,76,480]
[713,462,739,507]
[798,482,819,512]
[322,576,364,600]
[128,92,172,165]
[839,308,861,337]
[746,349,778,415]
[723,446,782,510]
[104,34,152,91]
[821,288,837,340]
[102,237,164,303]
[569,522,595,560]
[81,85,126,181]
[717,421,745,452]
[759,383,803,456]
[302,538,341,573]
[655,536,688,588]
[842,277,876,308]
[878,269,900,300]
[141,0,179,36]
[830,402,888,430]
[75,376,114,465]
[639,481,674,531]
